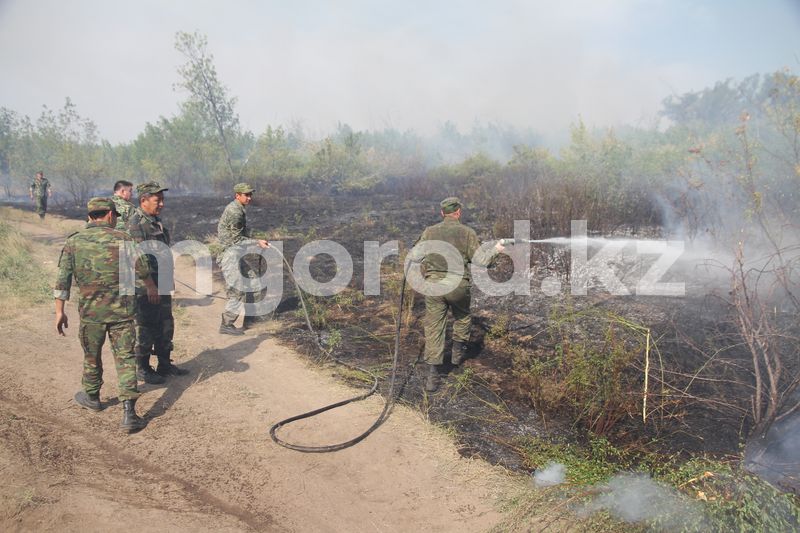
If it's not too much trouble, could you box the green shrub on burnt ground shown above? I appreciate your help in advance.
[516,435,629,485]
[511,304,649,436]
[656,456,800,531]
[294,293,330,329]
[510,436,800,532]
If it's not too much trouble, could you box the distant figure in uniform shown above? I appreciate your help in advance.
[29,171,52,220]
[111,180,135,230]
[217,182,270,335]
[54,197,155,432]
[127,181,188,384]
[410,197,504,392]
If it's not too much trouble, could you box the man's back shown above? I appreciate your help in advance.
[56,223,137,323]
[419,218,480,280]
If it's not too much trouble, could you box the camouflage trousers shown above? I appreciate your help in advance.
[34,197,47,218]
[79,320,139,400]
[221,257,266,326]
[222,285,264,325]
[423,280,471,365]
[135,294,174,363]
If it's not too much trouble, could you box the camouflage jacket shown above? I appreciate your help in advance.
[126,206,172,289]
[412,218,497,282]
[111,195,135,230]
[30,177,50,199]
[217,200,257,249]
[54,221,150,323]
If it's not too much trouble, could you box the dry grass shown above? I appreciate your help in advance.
[0,207,83,235]
[0,221,53,319]
[0,208,80,320]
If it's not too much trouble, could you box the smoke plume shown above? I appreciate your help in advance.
[580,473,706,530]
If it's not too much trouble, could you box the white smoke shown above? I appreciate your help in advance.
[532,462,567,488]
[579,473,706,530]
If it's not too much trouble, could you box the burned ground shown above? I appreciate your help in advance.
[24,193,799,491]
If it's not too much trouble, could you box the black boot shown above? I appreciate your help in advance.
[156,356,189,377]
[451,341,467,366]
[120,399,146,432]
[424,364,441,393]
[219,322,245,336]
[136,357,165,384]
[74,390,102,411]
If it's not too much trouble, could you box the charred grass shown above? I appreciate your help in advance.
[161,194,798,530]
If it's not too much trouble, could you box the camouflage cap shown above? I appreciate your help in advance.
[137,181,169,195]
[440,196,462,214]
[234,182,255,194]
[87,197,118,214]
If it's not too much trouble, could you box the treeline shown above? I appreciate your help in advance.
[1,66,797,244]
[0,30,797,244]
[0,102,540,202]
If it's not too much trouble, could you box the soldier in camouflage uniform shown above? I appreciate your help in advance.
[217,182,270,335]
[111,180,135,230]
[54,197,154,432]
[127,181,188,383]
[29,171,52,220]
[410,197,504,392]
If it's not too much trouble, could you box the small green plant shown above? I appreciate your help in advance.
[333,289,363,311]
[268,225,288,240]
[385,222,402,235]
[304,226,318,241]
[515,435,625,485]
[206,240,224,259]
[325,327,342,351]
[487,314,510,339]
[295,294,329,328]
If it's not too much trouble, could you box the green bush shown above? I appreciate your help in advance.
[512,305,647,435]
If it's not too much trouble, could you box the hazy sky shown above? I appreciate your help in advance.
[1,0,799,144]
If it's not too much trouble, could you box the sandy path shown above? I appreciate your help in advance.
[0,214,513,532]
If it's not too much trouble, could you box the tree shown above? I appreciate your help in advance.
[130,110,218,192]
[0,107,18,197]
[18,98,104,206]
[174,31,241,185]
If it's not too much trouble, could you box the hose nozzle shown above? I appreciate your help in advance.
[498,238,536,246]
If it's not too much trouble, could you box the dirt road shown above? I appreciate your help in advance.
[0,214,514,532]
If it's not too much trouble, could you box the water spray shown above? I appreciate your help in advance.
[498,237,674,247]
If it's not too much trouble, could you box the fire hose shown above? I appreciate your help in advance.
[268,248,412,452]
